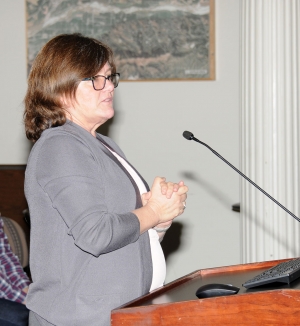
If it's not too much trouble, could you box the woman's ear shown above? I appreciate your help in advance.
[60,95,70,108]
[60,95,73,120]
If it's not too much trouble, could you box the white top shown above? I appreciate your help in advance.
[103,145,166,291]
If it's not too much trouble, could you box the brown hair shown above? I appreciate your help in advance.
[24,33,116,142]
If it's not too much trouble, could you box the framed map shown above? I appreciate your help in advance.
[26,0,215,81]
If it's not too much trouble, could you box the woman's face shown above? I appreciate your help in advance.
[64,62,115,135]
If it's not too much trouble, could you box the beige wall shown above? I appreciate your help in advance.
[0,0,241,283]
[0,0,31,163]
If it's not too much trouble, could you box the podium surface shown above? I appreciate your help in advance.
[111,259,300,325]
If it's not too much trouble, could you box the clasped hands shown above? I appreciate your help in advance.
[141,177,188,233]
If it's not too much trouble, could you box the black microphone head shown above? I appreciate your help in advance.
[183,131,194,140]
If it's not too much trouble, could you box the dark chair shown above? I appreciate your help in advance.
[2,216,29,269]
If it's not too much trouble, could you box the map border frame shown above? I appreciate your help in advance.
[26,0,215,81]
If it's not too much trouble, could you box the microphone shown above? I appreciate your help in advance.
[182,130,300,223]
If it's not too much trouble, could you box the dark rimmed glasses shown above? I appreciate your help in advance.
[82,73,120,91]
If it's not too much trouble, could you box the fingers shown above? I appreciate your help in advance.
[160,181,180,199]
[176,185,189,196]
[154,220,173,230]
[141,191,151,206]
[176,194,188,216]
[147,177,188,224]
[159,178,188,199]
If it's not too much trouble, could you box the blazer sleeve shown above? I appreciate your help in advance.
[35,131,140,257]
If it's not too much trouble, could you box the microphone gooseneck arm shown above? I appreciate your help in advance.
[183,130,300,223]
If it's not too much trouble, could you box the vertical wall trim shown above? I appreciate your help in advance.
[241,0,300,263]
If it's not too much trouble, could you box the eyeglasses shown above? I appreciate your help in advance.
[82,73,120,91]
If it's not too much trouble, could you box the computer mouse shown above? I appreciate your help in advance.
[195,283,240,299]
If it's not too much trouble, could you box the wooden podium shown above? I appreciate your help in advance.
[111,259,300,325]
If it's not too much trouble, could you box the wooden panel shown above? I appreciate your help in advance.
[0,165,29,242]
[112,289,300,325]
[111,259,299,325]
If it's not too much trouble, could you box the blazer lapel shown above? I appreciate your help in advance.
[96,135,149,209]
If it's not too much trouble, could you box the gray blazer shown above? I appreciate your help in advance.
[25,121,153,326]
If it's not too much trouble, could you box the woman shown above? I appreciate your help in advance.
[24,33,188,326]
